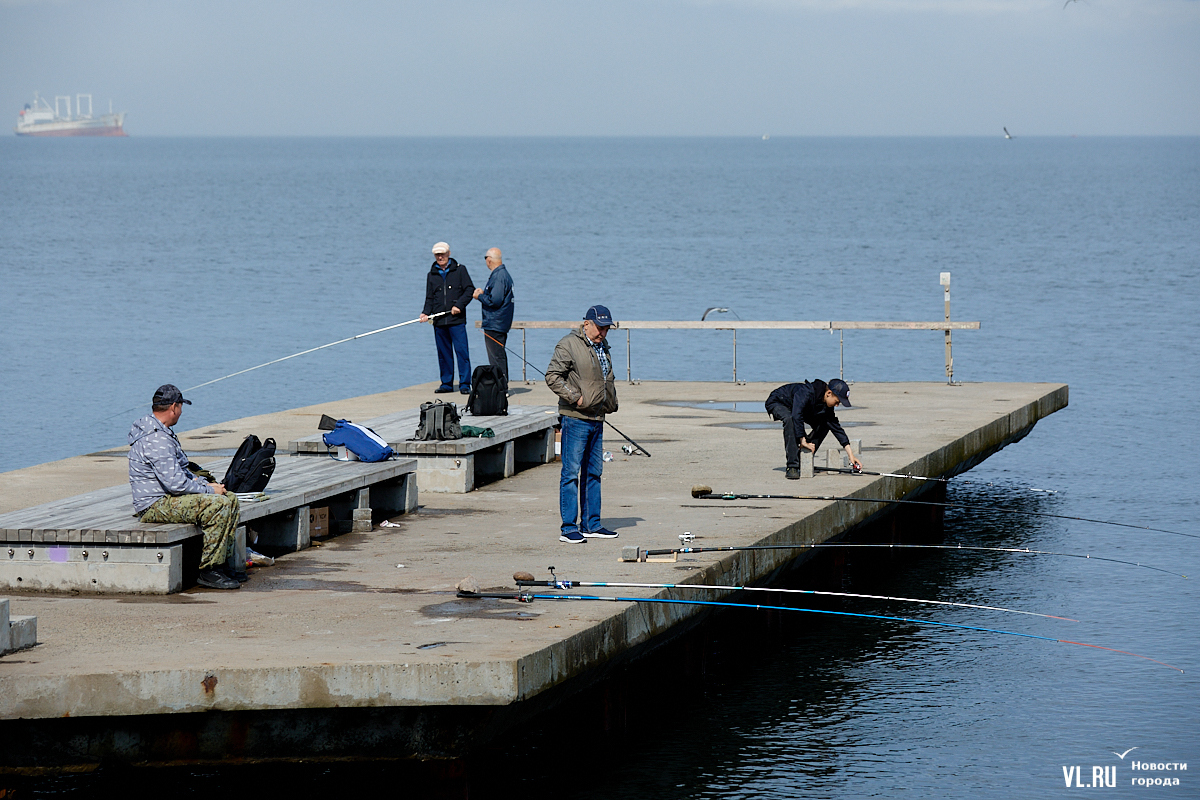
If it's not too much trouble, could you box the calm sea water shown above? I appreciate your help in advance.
[2,137,1197,798]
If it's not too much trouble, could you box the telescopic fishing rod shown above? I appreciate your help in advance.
[455,588,1183,673]
[620,541,1186,578]
[482,329,652,457]
[814,464,1057,494]
[101,312,449,422]
[511,572,1076,620]
[184,311,449,394]
[690,485,1198,541]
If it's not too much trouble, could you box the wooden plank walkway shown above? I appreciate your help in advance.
[288,405,558,492]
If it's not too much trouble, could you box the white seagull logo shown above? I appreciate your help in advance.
[1112,747,1139,760]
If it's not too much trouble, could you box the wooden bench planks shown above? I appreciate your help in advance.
[0,455,419,545]
[1,454,419,594]
[288,405,559,493]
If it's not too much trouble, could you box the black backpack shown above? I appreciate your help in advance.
[222,435,277,493]
[465,365,508,416]
[412,401,463,441]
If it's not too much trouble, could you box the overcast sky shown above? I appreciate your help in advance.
[2,0,1197,136]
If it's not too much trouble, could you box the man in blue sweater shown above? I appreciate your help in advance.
[473,247,515,386]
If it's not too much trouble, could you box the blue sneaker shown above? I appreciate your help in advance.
[559,531,587,544]
[582,527,619,539]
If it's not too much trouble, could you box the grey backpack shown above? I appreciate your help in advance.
[412,401,463,441]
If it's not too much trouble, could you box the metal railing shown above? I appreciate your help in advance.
[477,274,978,385]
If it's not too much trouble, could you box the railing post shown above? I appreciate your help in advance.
[839,328,844,380]
[626,328,633,384]
[732,328,737,383]
[522,328,528,383]
[941,272,953,384]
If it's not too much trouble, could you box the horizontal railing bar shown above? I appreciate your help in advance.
[478,320,980,331]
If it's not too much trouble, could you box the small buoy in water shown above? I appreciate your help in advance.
[762,134,770,141]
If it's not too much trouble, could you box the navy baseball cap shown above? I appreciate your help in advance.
[827,378,852,407]
[584,305,615,327]
[152,384,192,406]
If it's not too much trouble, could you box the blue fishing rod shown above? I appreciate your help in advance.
[690,485,1198,541]
[510,570,1076,621]
[455,587,1183,673]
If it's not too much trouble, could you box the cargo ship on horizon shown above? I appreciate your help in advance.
[15,92,126,137]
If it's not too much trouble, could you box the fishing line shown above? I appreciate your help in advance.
[690,485,1198,541]
[629,542,1185,579]
[101,312,448,422]
[512,575,1077,620]
[483,329,651,456]
[457,590,1183,673]
[815,465,1057,494]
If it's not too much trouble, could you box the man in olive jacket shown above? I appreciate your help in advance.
[545,305,619,544]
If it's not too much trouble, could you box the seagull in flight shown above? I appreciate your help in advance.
[1064,0,1079,8]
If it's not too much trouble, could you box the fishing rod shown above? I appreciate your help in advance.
[621,541,1186,579]
[184,311,450,394]
[101,312,449,422]
[814,464,1058,494]
[455,588,1183,673]
[482,329,652,457]
[690,485,1198,541]
[511,571,1077,620]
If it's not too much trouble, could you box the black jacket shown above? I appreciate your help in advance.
[422,258,475,327]
[765,380,850,448]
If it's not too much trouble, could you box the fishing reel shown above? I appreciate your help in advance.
[679,532,695,544]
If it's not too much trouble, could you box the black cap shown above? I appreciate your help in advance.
[152,384,191,406]
[584,305,615,327]
[827,378,851,407]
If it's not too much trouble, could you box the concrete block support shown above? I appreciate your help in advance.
[417,454,474,493]
[514,428,555,466]
[800,450,814,478]
[4,598,37,654]
[254,505,311,553]
[1,544,185,594]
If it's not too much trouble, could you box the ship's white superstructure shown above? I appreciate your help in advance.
[15,93,127,137]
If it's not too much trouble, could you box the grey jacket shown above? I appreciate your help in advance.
[545,326,618,421]
[128,414,213,514]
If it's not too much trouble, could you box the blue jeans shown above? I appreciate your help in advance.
[559,415,604,534]
[433,324,471,390]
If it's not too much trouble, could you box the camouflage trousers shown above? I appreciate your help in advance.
[140,492,241,569]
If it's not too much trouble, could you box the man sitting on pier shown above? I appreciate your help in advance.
[128,384,242,590]
[765,378,862,480]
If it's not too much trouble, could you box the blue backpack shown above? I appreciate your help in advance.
[322,420,394,462]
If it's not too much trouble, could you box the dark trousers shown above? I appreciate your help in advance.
[434,324,471,390]
[482,329,509,386]
[766,401,827,469]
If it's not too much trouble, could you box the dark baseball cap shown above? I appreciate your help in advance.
[152,384,192,406]
[584,305,615,327]
[827,378,851,407]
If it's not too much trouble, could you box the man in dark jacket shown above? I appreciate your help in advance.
[472,247,515,386]
[765,378,862,480]
[420,241,475,394]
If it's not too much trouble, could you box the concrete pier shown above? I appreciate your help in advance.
[0,379,1066,771]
